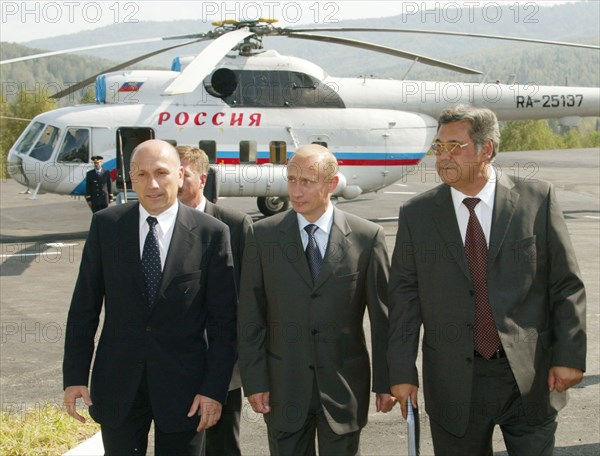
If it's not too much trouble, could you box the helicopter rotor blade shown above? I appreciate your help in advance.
[162,27,254,96]
[50,38,204,99]
[287,33,482,75]
[286,27,600,50]
[1,35,204,65]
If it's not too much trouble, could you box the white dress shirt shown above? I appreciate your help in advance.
[297,203,334,258]
[195,196,207,213]
[450,166,497,247]
[138,202,179,269]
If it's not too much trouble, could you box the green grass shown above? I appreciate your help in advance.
[0,403,100,456]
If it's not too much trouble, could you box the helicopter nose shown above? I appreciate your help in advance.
[6,151,29,187]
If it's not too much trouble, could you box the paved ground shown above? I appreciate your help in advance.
[1,149,598,455]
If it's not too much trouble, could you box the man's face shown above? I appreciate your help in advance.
[130,144,183,215]
[434,120,491,194]
[93,159,102,170]
[287,154,338,222]
[178,158,206,208]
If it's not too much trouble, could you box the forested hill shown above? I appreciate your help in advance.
[1,1,599,104]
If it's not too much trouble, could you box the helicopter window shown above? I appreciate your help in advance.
[312,141,328,148]
[199,141,217,164]
[214,70,344,108]
[240,141,257,163]
[269,141,287,164]
[57,128,90,163]
[29,125,62,162]
[15,121,45,154]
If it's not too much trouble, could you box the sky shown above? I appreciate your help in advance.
[0,0,578,43]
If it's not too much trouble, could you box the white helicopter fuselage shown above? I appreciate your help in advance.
[7,50,600,210]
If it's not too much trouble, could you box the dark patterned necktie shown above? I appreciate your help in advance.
[304,224,323,284]
[142,216,162,306]
[463,198,502,359]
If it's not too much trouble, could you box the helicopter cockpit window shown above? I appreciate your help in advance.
[15,121,45,154]
[57,128,90,163]
[29,125,62,162]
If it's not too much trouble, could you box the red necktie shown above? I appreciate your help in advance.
[463,198,502,359]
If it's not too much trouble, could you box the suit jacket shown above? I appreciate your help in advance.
[204,200,252,391]
[63,202,237,432]
[205,201,252,289]
[387,173,586,437]
[85,168,112,205]
[238,207,390,434]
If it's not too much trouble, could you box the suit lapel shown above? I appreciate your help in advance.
[432,185,471,280]
[121,203,145,296]
[489,174,519,264]
[279,211,313,288]
[158,205,195,299]
[314,208,352,290]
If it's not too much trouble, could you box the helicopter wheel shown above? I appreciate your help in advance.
[257,197,289,217]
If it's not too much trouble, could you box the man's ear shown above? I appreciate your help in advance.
[328,174,340,193]
[200,173,208,189]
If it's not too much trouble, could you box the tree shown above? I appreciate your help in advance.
[0,89,56,178]
[500,120,560,152]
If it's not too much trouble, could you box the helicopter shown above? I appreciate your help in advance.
[4,18,600,216]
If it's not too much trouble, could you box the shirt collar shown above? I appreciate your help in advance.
[450,165,496,211]
[195,196,207,213]
[139,201,179,231]
[296,203,334,235]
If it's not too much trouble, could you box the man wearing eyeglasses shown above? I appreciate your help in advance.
[387,104,586,455]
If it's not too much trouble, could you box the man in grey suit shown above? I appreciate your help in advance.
[177,145,252,456]
[388,105,586,455]
[238,144,395,455]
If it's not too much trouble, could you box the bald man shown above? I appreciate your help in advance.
[238,144,395,455]
[63,139,237,455]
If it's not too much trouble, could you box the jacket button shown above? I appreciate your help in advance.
[311,329,319,335]
[146,326,151,332]
[309,365,314,370]
[311,293,319,299]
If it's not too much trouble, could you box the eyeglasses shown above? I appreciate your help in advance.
[430,142,469,156]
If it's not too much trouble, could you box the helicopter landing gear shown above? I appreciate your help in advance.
[257,196,289,217]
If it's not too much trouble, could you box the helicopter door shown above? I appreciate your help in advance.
[269,141,287,164]
[116,127,155,191]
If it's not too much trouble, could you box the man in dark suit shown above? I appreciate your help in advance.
[388,105,586,455]
[238,144,395,455]
[85,155,114,213]
[64,140,237,455]
[177,145,252,456]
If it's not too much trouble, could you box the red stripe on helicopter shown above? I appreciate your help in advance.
[215,158,422,166]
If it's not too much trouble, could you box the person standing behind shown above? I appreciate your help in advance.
[177,145,252,456]
[238,144,395,455]
[63,139,237,455]
[388,105,586,455]
[85,155,113,212]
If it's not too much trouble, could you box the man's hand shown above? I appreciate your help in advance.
[188,394,223,431]
[391,384,418,420]
[248,392,271,414]
[376,393,397,413]
[64,385,93,423]
[548,366,584,392]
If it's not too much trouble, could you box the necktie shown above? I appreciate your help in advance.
[142,216,162,306]
[304,224,323,284]
[463,198,502,359]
